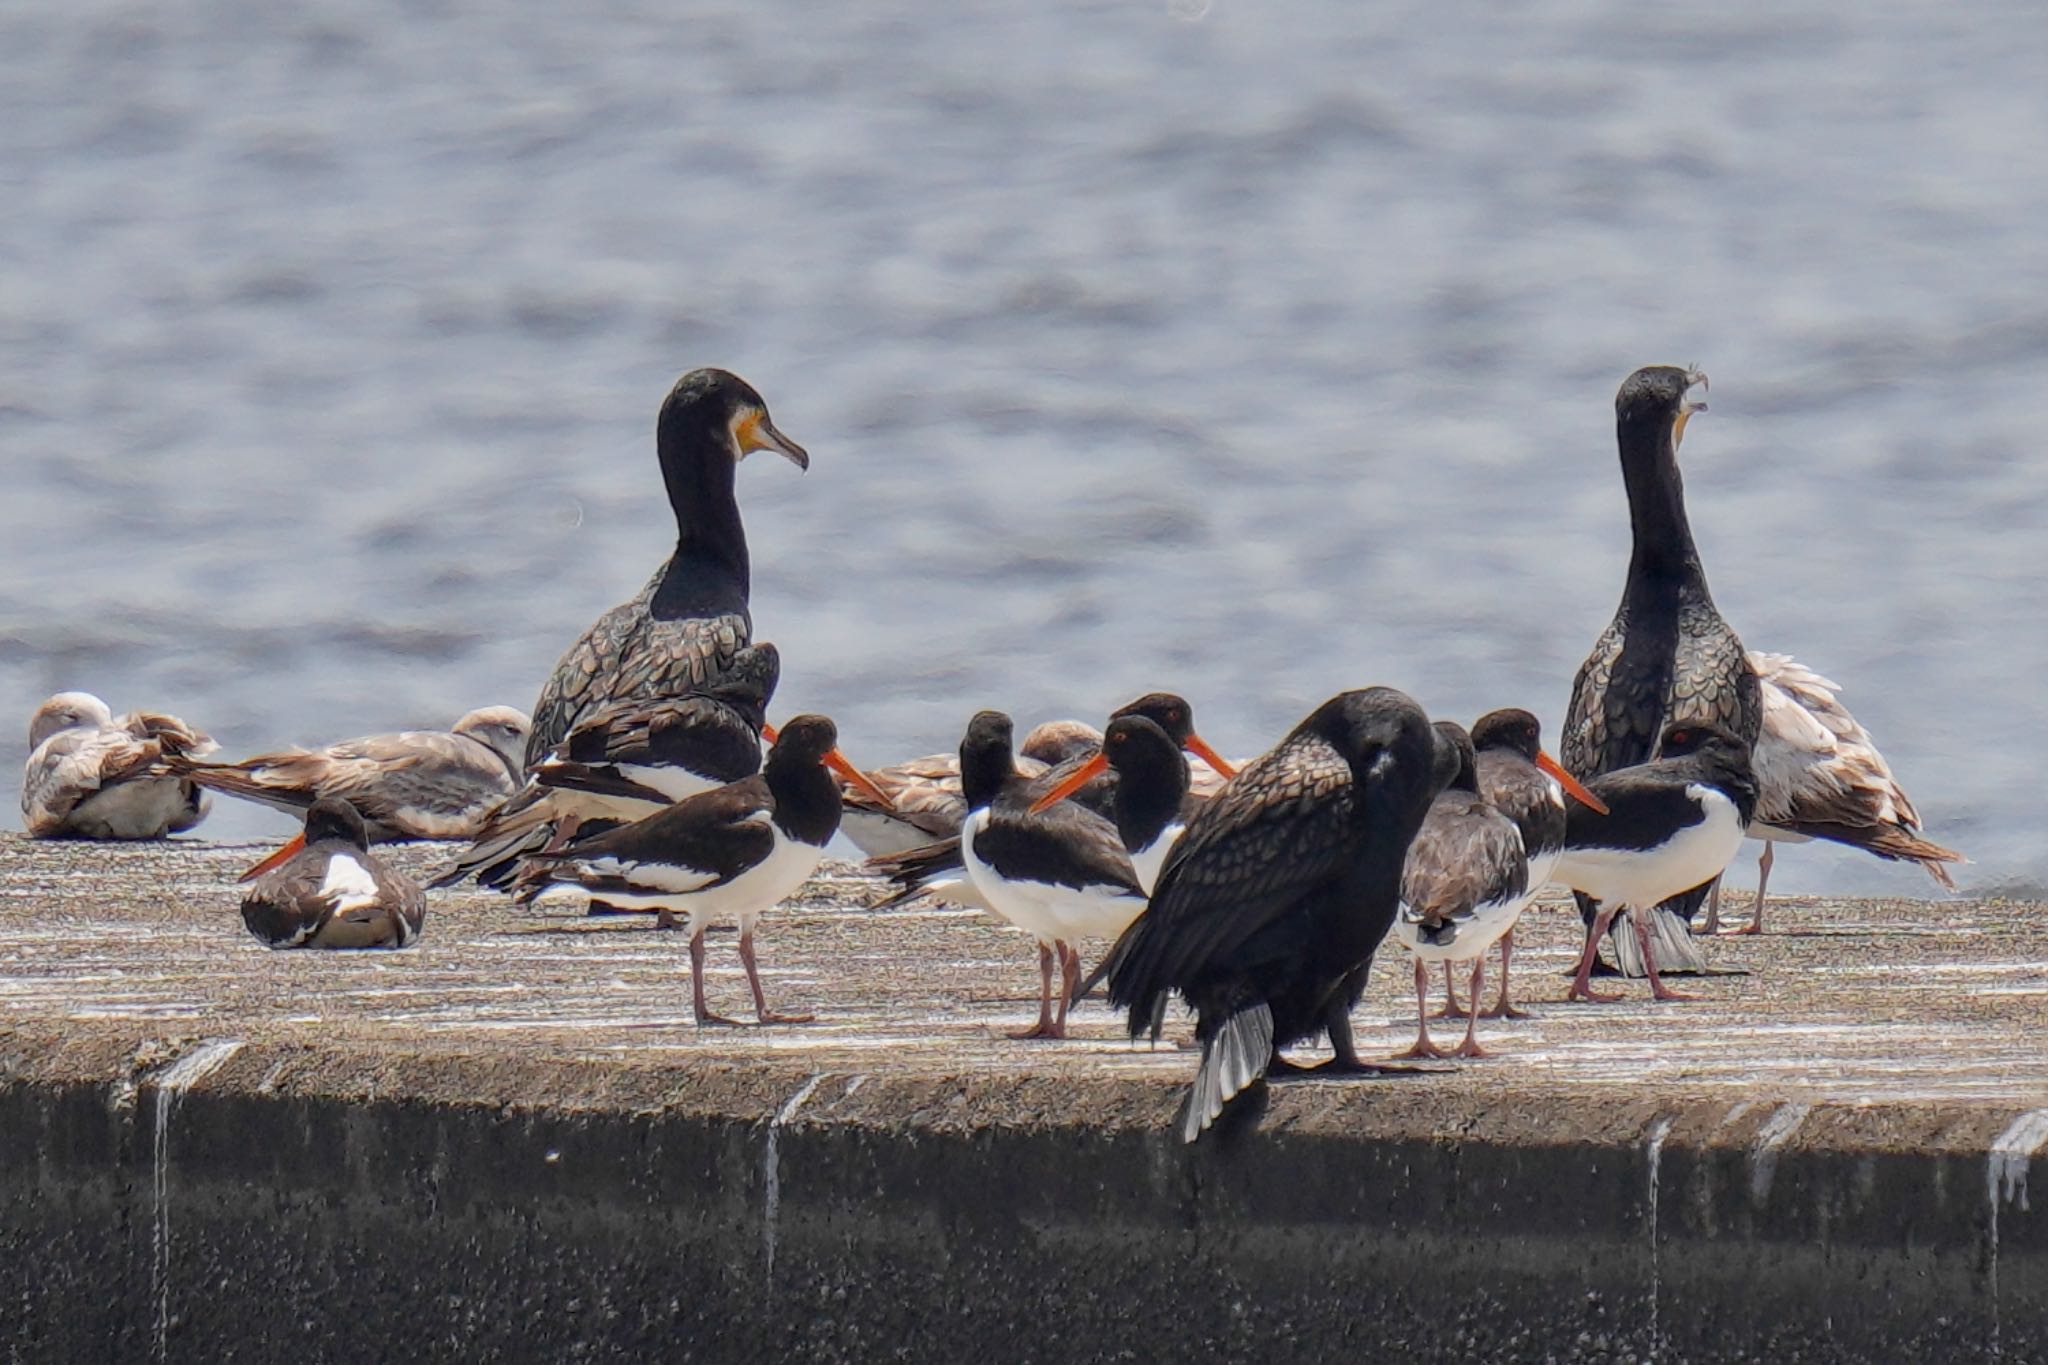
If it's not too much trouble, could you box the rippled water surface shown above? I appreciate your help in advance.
[3,0,2043,892]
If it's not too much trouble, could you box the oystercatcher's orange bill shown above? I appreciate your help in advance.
[1028,751,1109,815]
[1183,732,1238,780]
[824,748,893,810]
[1537,750,1609,815]
[239,831,305,883]
[761,721,779,745]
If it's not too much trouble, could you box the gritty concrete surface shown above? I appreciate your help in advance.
[1,833,2045,1363]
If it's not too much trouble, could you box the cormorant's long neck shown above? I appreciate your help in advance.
[1618,416,1708,595]
[651,420,750,621]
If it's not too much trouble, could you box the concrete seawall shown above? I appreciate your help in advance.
[2,836,2044,1361]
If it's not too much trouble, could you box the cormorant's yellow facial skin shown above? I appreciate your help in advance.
[729,406,809,468]
[732,408,767,455]
[1671,371,1708,452]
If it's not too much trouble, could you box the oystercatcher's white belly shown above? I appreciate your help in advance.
[559,824,823,933]
[1128,822,1182,896]
[1555,786,1745,910]
[961,809,1145,944]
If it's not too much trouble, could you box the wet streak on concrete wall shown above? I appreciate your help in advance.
[1,1042,2042,1363]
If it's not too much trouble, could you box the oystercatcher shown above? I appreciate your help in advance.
[1391,722,1528,1060]
[1556,722,1758,1003]
[953,710,1147,1040]
[238,799,427,949]
[1461,707,1608,1017]
[512,714,883,1025]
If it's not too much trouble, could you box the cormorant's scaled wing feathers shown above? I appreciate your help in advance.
[1101,734,1355,1016]
[526,590,748,767]
[1562,619,1665,777]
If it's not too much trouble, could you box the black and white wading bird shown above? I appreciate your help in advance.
[434,645,779,891]
[512,715,887,1026]
[238,799,427,950]
[523,368,807,770]
[1561,365,1761,980]
[1029,710,1211,893]
[1702,651,1962,934]
[952,710,1149,1040]
[1389,723,1530,1060]
[1455,708,1609,1018]
[169,707,529,861]
[1556,723,1758,1003]
[866,694,1234,915]
[1086,687,1456,1142]
[20,692,215,840]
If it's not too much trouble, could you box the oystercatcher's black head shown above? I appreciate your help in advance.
[767,713,839,762]
[304,798,369,850]
[1655,721,1748,763]
[1111,691,1237,779]
[1101,714,1182,777]
[1472,707,1609,813]
[661,368,809,470]
[1432,720,1478,793]
[1616,364,1708,454]
[959,710,1017,808]
[1113,693,1194,743]
[1471,708,1541,761]
[1026,712,1189,817]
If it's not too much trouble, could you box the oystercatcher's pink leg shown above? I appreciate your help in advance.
[1452,957,1490,1058]
[1393,957,1450,1060]
[740,924,814,1025]
[1637,911,1700,1002]
[1568,907,1624,1003]
[1432,962,1468,1019]
[1480,931,1533,1019]
[1007,942,1060,1040]
[690,926,742,1026]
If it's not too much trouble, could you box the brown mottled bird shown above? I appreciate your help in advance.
[1703,651,1962,934]
[1561,365,1760,981]
[167,707,528,842]
[1390,722,1529,1061]
[524,368,807,769]
[20,692,215,839]
[239,799,427,950]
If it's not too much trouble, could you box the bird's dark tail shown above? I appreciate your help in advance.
[1183,1001,1273,1144]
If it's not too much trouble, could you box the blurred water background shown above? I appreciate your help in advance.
[2,0,2042,893]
